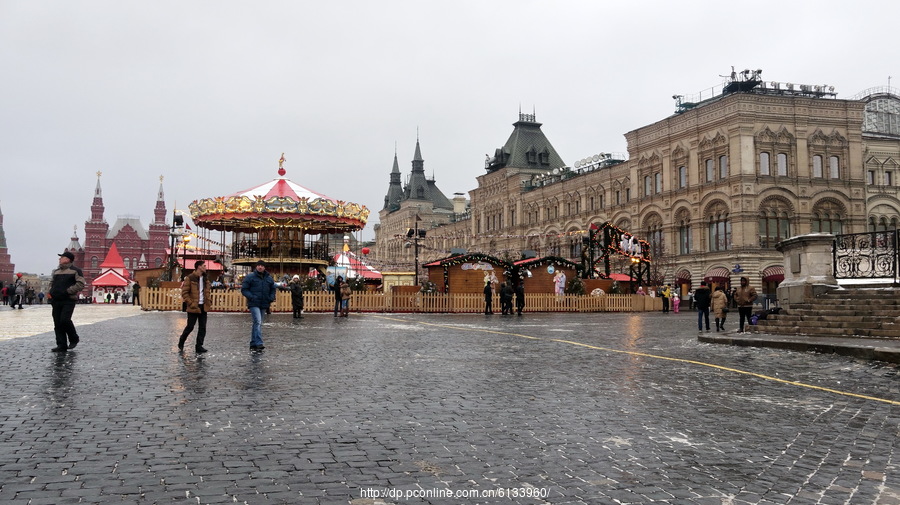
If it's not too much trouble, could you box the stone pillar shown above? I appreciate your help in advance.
[776,233,839,311]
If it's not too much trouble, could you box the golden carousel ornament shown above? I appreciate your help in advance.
[188,154,369,276]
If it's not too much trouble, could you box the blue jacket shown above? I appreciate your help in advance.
[241,270,276,308]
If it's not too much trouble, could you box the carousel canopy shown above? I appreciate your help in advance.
[188,162,369,234]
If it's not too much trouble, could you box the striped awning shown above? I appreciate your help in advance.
[761,265,785,281]
[704,267,732,281]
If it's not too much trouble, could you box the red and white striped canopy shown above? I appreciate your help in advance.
[227,177,332,202]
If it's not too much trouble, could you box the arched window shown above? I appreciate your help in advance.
[829,156,840,178]
[811,201,844,234]
[676,211,691,255]
[678,166,687,188]
[706,203,731,252]
[777,153,788,176]
[812,155,823,178]
[758,200,792,248]
[759,152,770,176]
[719,155,728,179]
[91,256,99,269]
[705,159,714,182]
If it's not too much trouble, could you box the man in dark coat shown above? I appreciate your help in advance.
[48,251,86,352]
[241,260,276,350]
[499,282,513,315]
[178,261,209,353]
[693,281,712,333]
[332,275,343,317]
[515,281,526,316]
[483,281,493,315]
[289,275,304,319]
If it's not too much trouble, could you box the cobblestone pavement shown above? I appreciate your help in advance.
[1,306,900,505]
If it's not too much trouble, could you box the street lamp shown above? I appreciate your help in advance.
[168,212,186,281]
[406,225,426,285]
[182,234,192,277]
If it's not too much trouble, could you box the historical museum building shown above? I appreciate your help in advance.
[64,174,170,291]
[375,71,900,299]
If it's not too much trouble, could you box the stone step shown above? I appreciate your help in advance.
[766,315,895,328]
[779,308,900,319]
[754,323,900,339]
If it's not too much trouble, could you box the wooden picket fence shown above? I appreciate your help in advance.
[141,287,663,313]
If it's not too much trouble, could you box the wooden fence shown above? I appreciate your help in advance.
[141,287,663,313]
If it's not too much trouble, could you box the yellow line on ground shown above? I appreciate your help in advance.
[374,315,900,406]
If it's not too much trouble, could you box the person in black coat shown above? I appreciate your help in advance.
[499,282,513,315]
[333,276,343,317]
[483,281,493,315]
[288,275,304,319]
[515,281,526,315]
[693,281,712,332]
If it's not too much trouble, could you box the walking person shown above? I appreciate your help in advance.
[332,275,343,317]
[499,282,513,315]
[514,281,525,316]
[735,276,759,333]
[289,275,304,319]
[339,278,352,317]
[131,281,141,306]
[177,261,209,353]
[672,289,681,313]
[48,251,85,352]
[711,286,729,331]
[693,281,712,333]
[241,260,276,351]
[13,273,27,309]
[483,281,493,315]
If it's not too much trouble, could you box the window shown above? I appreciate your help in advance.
[655,173,662,193]
[708,216,731,252]
[887,172,894,186]
[706,203,731,252]
[719,155,728,179]
[625,188,631,201]
[509,209,516,227]
[616,191,621,205]
[812,155,823,178]
[868,171,875,185]
[599,194,605,208]
[589,196,595,210]
[705,159,714,182]
[678,220,691,255]
[811,201,844,234]
[678,166,687,188]
[760,152,770,175]
[91,256,99,269]
[777,153,788,176]
[759,208,791,248]
[644,176,652,196]
[124,258,131,269]
[829,156,840,178]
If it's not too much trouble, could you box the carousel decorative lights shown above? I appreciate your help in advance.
[188,154,370,275]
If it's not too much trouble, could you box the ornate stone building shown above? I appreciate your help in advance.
[373,139,466,269]
[374,74,900,299]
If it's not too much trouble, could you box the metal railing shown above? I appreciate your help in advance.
[833,230,898,283]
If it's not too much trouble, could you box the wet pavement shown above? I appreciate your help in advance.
[1,305,900,504]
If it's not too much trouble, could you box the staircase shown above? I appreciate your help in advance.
[754,288,900,339]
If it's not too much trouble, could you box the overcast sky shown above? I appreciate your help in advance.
[1,1,897,275]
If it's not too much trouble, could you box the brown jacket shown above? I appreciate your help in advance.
[181,271,208,313]
[340,281,352,301]
[734,284,758,307]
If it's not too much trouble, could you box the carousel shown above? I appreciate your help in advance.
[187,155,369,277]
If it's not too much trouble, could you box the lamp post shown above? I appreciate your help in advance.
[168,212,185,281]
[406,224,426,285]
[182,234,192,276]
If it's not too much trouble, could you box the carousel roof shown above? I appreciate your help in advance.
[188,161,369,234]
[227,177,329,201]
